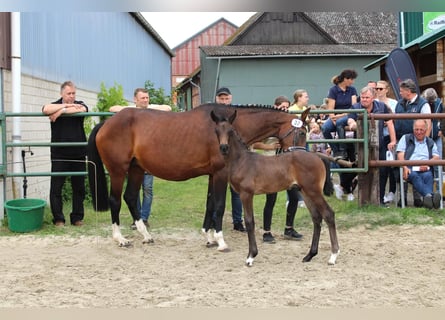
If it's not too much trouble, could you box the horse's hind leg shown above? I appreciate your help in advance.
[125,164,153,244]
[322,202,339,265]
[302,202,322,263]
[304,196,339,265]
[108,172,131,247]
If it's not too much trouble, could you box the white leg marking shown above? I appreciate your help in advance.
[135,219,153,244]
[328,250,340,265]
[246,256,254,267]
[214,231,228,251]
[202,228,217,246]
[112,223,131,247]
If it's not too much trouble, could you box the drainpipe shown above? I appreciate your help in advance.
[399,12,406,47]
[189,80,200,108]
[213,57,222,101]
[11,12,22,198]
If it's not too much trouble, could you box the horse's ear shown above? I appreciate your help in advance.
[301,108,311,123]
[228,110,237,124]
[210,110,219,123]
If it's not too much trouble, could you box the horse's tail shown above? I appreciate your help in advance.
[87,122,109,211]
[321,157,334,197]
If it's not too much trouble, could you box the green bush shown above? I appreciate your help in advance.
[95,82,128,121]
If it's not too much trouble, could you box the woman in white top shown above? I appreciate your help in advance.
[375,80,397,204]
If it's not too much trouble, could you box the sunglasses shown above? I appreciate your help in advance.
[375,87,386,91]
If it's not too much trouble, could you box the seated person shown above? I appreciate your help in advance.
[309,121,331,155]
[396,119,441,209]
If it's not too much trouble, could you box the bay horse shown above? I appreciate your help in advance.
[210,109,339,266]
[87,104,304,249]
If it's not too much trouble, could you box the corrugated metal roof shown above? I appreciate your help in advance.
[172,18,238,50]
[130,12,175,57]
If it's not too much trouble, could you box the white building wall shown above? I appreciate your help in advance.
[2,70,98,202]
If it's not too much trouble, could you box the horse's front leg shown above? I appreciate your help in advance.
[241,192,258,266]
[202,175,218,247]
[212,171,229,252]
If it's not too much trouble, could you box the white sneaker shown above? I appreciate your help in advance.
[347,193,355,201]
[383,192,394,203]
[334,184,344,200]
[298,201,306,208]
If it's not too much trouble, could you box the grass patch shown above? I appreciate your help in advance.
[2,175,445,237]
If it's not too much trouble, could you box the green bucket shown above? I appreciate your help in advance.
[5,198,46,233]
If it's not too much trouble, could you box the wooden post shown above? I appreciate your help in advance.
[357,118,380,206]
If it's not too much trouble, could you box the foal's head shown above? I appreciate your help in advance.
[210,109,237,156]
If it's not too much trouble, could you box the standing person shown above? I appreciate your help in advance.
[321,69,358,160]
[251,95,303,243]
[110,88,171,229]
[396,119,441,209]
[394,79,431,207]
[347,86,397,205]
[375,80,398,204]
[215,87,245,232]
[289,89,309,112]
[42,81,88,226]
[287,88,309,206]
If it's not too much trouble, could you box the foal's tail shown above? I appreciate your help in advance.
[321,157,334,196]
[87,122,109,211]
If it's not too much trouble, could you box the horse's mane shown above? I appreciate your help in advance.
[200,103,288,113]
[231,128,251,151]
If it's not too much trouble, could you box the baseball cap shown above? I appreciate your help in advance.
[216,87,231,96]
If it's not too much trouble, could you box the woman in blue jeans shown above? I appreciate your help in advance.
[322,69,358,160]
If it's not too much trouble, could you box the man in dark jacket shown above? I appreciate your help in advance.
[394,79,431,206]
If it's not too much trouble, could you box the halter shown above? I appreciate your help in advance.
[278,118,308,152]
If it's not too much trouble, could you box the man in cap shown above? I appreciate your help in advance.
[215,87,245,232]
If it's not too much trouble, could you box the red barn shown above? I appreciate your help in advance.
[171,18,238,89]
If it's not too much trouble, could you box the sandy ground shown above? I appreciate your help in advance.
[1,224,445,308]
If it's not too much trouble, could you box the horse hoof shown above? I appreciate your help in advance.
[245,257,254,267]
[206,241,218,248]
[143,239,154,244]
[217,247,230,253]
[328,252,339,265]
[119,242,133,248]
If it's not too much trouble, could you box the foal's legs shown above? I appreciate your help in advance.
[304,194,339,265]
[240,191,258,266]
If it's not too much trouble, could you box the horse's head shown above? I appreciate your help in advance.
[210,109,237,156]
[278,108,310,151]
